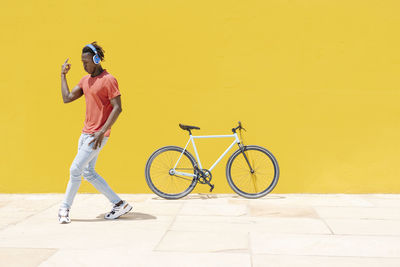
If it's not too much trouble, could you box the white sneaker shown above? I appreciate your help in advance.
[58,208,71,224]
[105,200,132,220]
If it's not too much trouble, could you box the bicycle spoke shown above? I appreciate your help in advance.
[251,173,258,193]
[172,175,195,182]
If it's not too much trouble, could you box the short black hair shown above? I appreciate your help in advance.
[82,41,105,61]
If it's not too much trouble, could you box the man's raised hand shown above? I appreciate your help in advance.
[61,58,71,75]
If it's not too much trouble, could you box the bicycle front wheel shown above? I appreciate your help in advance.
[145,146,198,199]
[226,145,279,198]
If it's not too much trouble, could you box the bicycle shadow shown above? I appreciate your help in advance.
[72,212,156,222]
[151,193,219,200]
[231,195,286,200]
[151,194,286,200]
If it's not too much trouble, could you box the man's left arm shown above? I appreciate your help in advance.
[89,95,122,149]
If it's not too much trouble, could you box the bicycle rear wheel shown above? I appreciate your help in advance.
[226,145,279,198]
[145,146,198,199]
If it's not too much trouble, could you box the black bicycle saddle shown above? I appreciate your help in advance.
[179,124,200,131]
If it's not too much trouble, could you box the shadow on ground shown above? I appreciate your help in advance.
[152,194,287,200]
[72,212,156,222]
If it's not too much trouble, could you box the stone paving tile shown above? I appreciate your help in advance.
[0,195,62,231]
[155,230,249,253]
[170,215,250,233]
[252,254,400,267]
[361,195,400,207]
[0,197,60,219]
[254,194,373,207]
[250,233,400,257]
[179,202,248,216]
[361,194,400,199]
[250,217,331,234]
[0,225,167,251]
[41,250,252,267]
[0,247,57,267]
[268,194,373,207]
[170,215,331,235]
[325,219,400,236]
[314,206,400,220]
[248,203,319,218]
[0,200,10,208]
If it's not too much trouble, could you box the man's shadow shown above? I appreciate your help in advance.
[72,212,156,222]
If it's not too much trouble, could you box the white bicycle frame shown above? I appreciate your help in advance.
[172,133,241,178]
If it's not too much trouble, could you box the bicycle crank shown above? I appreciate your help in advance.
[197,168,215,192]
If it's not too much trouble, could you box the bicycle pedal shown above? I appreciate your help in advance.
[209,184,215,192]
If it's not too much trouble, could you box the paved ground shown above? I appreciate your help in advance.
[0,194,399,266]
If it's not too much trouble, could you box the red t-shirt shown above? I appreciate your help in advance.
[78,70,121,137]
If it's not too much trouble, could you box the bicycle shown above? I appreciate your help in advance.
[145,122,279,199]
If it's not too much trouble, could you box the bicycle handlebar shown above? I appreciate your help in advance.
[232,121,246,133]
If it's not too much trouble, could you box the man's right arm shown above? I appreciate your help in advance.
[61,75,83,103]
[61,58,83,103]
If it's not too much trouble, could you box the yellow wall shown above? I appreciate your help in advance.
[1,0,399,193]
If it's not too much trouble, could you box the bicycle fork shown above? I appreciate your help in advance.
[238,144,255,173]
[232,127,255,173]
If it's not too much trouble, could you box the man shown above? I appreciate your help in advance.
[59,42,132,224]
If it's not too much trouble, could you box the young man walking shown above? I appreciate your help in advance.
[59,42,132,224]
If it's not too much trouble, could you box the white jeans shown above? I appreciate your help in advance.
[60,133,122,210]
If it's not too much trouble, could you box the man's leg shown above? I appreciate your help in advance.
[60,134,103,210]
[82,137,132,219]
[82,148,122,205]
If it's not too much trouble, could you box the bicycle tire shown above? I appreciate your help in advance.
[145,146,198,199]
[226,145,279,198]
